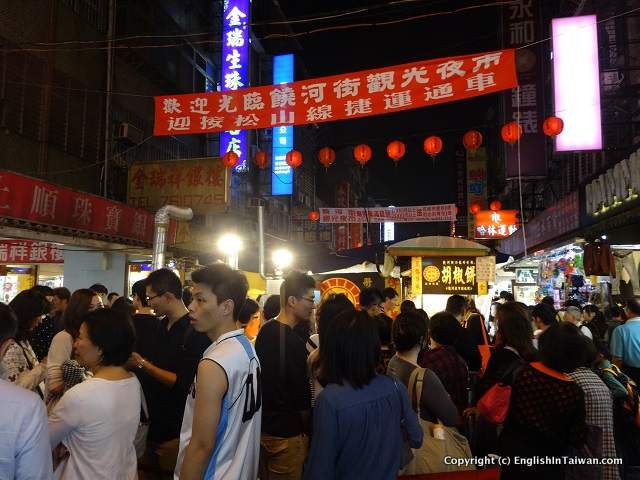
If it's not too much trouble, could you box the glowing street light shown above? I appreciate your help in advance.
[218,233,243,269]
[272,248,293,276]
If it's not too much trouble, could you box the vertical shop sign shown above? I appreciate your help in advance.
[467,147,488,237]
[271,54,295,195]
[220,0,250,171]
[334,182,350,251]
[412,256,423,296]
[503,0,547,178]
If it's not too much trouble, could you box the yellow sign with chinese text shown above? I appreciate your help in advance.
[127,158,229,215]
[412,256,423,296]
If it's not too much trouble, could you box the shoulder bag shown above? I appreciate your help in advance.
[401,367,474,475]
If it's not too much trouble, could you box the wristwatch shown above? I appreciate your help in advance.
[137,358,146,370]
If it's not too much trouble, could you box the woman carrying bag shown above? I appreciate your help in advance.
[387,312,472,475]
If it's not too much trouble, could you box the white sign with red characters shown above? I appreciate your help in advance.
[320,204,456,224]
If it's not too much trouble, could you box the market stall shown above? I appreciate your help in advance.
[388,236,493,317]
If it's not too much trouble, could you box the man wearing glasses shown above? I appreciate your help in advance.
[255,271,315,480]
[129,268,211,478]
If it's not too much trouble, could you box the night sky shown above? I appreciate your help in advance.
[270,0,507,239]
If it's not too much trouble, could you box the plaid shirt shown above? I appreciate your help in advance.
[569,367,620,480]
[419,345,468,412]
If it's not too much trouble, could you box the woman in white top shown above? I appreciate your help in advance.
[1,290,50,396]
[49,308,140,480]
[46,289,102,399]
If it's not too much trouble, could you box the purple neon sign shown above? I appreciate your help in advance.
[552,15,602,152]
[220,0,249,171]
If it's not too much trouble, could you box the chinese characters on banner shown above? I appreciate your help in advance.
[127,158,229,215]
[474,210,519,239]
[504,0,547,178]
[154,49,517,136]
[0,170,166,245]
[412,256,423,296]
[220,0,250,171]
[320,204,456,224]
[499,192,580,256]
[0,240,64,264]
[476,256,496,283]
[422,257,478,295]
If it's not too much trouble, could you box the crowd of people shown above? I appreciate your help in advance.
[1,269,640,479]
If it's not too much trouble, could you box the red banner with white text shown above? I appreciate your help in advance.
[0,171,174,245]
[154,49,517,136]
[0,240,64,264]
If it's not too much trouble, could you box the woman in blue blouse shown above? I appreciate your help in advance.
[304,309,423,480]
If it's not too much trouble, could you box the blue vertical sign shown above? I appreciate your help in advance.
[220,0,249,171]
[271,54,294,196]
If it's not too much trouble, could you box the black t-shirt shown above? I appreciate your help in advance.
[29,313,64,361]
[255,319,311,437]
[132,313,160,360]
[136,313,211,443]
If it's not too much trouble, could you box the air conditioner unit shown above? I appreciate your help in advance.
[115,122,144,145]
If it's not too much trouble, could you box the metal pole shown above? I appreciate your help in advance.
[103,0,115,198]
[258,204,265,276]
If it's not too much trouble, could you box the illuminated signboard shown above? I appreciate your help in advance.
[552,15,602,152]
[474,210,519,239]
[271,54,294,196]
[422,257,478,295]
[220,0,249,171]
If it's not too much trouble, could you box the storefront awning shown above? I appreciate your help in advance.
[388,236,490,257]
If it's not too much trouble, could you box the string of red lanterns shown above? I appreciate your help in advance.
[274,116,566,171]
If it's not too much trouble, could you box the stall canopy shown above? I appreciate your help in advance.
[388,236,490,257]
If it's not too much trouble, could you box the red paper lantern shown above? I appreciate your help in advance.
[470,202,481,215]
[308,211,320,221]
[254,151,268,169]
[387,140,406,163]
[490,200,502,212]
[543,116,564,138]
[353,144,372,166]
[463,130,483,153]
[222,150,239,169]
[285,150,303,169]
[501,121,523,145]
[454,206,459,215]
[423,136,443,158]
[318,147,336,169]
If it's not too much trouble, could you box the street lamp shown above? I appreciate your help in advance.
[218,233,242,269]
[272,248,293,276]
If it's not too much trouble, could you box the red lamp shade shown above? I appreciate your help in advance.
[501,121,523,145]
[423,136,443,158]
[387,140,406,162]
[490,200,502,212]
[470,203,481,215]
[318,147,336,169]
[353,144,372,166]
[543,116,564,138]
[308,211,320,221]
[222,151,239,168]
[285,150,303,169]
[254,151,268,169]
[463,130,483,152]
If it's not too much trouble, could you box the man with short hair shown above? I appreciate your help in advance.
[563,306,593,339]
[0,304,53,480]
[359,287,384,318]
[381,287,399,316]
[131,279,158,363]
[611,298,640,385]
[107,292,120,307]
[255,272,314,480]
[89,283,108,306]
[132,268,211,477]
[446,294,482,372]
[175,264,261,480]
